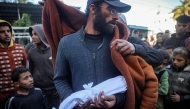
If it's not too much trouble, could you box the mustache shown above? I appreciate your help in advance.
[5,36,11,38]
[108,20,117,25]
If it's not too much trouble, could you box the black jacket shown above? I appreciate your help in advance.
[128,36,163,67]
[5,88,45,109]
[163,33,190,49]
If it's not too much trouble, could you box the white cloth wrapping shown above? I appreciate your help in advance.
[59,76,127,109]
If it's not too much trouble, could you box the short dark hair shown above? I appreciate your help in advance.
[164,45,174,50]
[176,15,190,23]
[157,32,164,36]
[157,49,170,60]
[133,29,139,34]
[0,22,12,32]
[11,66,30,82]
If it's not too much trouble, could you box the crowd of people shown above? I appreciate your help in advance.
[0,0,190,109]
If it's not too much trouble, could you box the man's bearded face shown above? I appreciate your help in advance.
[93,8,116,35]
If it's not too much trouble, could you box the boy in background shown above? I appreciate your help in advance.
[163,45,174,66]
[28,24,60,109]
[5,66,45,109]
[154,49,170,109]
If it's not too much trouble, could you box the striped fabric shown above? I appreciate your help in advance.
[0,44,27,95]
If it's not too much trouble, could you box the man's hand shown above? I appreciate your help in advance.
[170,92,180,102]
[74,99,95,109]
[111,39,135,56]
[74,91,116,109]
[92,91,116,108]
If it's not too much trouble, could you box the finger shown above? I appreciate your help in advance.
[94,96,100,107]
[81,99,92,108]
[120,46,130,55]
[116,42,129,51]
[170,95,175,99]
[98,91,103,103]
[101,95,116,108]
[111,39,123,48]
[96,92,105,108]
[74,102,80,109]
[100,91,105,101]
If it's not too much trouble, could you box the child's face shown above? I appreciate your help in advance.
[17,72,33,89]
[155,59,168,70]
[165,48,173,58]
[172,54,187,68]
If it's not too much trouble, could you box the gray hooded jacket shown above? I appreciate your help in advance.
[28,24,55,90]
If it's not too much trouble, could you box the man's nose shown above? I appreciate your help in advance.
[112,14,119,20]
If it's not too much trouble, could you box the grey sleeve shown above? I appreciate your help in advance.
[28,51,34,75]
[54,39,73,100]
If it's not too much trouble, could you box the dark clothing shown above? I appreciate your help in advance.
[165,65,190,109]
[5,88,44,109]
[42,88,60,109]
[28,24,54,90]
[163,33,190,49]
[24,42,35,54]
[28,45,55,89]
[28,24,60,108]
[153,41,164,49]
[128,36,163,67]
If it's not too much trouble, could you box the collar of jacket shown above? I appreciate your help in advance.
[0,40,14,48]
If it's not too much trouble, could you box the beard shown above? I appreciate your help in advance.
[93,11,116,35]
[176,30,186,36]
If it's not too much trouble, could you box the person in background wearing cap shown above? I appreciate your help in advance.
[163,15,190,49]
[54,0,163,109]
[0,20,27,109]
[118,13,131,36]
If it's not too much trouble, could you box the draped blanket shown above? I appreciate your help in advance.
[42,0,158,109]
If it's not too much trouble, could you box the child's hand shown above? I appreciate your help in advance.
[170,92,180,102]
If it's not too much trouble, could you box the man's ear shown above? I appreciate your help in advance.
[89,4,97,14]
[14,82,19,88]
[175,24,177,30]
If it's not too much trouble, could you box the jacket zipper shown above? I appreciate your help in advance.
[82,32,104,85]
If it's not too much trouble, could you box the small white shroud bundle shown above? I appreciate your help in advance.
[59,76,127,109]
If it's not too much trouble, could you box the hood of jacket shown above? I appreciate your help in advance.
[29,24,49,48]
[0,19,14,47]
[0,19,12,35]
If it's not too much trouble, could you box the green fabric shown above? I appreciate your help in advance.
[155,67,169,109]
